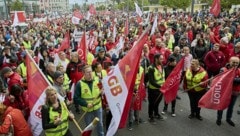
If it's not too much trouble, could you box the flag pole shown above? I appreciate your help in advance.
[77,94,101,123]
[26,50,84,133]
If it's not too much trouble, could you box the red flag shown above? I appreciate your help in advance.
[82,117,99,136]
[133,73,146,110]
[161,58,184,104]
[118,35,148,128]
[73,10,83,19]
[26,52,49,110]
[77,31,87,63]
[89,4,96,15]
[210,0,221,17]
[124,18,129,36]
[103,27,150,136]
[26,51,51,135]
[56,31,70,53]
[198,68,235,110]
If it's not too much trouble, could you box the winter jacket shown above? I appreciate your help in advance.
[0,106,32,136]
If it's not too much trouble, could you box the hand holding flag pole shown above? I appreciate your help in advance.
[77,94,102,124]
[26,50,83,134]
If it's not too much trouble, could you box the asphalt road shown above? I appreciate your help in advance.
[66,90,240,136]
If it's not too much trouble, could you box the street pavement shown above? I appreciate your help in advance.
[66,90,240,136]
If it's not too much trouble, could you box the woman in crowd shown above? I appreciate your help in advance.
[41,86,74,136]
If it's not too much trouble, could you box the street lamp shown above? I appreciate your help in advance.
[191,0,195,16]
[3,0,9,19]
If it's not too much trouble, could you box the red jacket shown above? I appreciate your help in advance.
[66,61,85,83]
[222,67,240,94]
[0,107,32,136]
[105,42,116,51]
[204,50,226,73]
[149,46,171,65]
[7,72,23,92]
[3,91,30,120]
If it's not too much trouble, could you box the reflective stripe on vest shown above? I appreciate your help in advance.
[47,75,54,84]
[148,66,165,89]
[22,41,31,50]
[185,69,207,91]
[45,102,69,136]
[19,63,27,78]
[80,80,102,112]
[135,66,144,90]
[63,73,70,91]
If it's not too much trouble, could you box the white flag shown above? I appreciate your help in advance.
[86,11,91,20]
[71,16,80,24]
[12,11,19,27]
[145,12,150,25]
[102,65,128,136]
[134,2,143,17]
[150,15,158,36]
[108,36,124,58]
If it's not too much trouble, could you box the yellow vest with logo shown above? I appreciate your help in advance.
[80,80,102,112]
[45,102,69,136]
[148,66,165,89]
[185,69,207,91]
[135,66,144,90]
[22,41,31,50]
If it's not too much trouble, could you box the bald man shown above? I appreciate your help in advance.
[217,56,240,127]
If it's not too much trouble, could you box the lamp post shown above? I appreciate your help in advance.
[3,0,9,19]
[191,0,195,16]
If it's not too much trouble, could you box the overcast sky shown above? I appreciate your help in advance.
[69,0,106,4]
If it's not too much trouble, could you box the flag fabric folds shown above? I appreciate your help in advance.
[77,31,87,63]
[82,117,99,136]
[134,2,143,17]
[108,36,124,58]
[102,27,149,136]
[133,73,146,110]
[26,51,50,136]
[72,10,83,24]
[89,4,97,15]
[160,58,184,104]
[198,68,235,110]
[210,0,221,17]
[150,15,158,36]
[57,31,70,53]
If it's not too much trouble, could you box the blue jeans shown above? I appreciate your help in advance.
[84,108,104,136]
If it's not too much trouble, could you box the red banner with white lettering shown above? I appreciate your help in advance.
[161,58,184,104]
[210,0,221,17]
[77,31,87,63]
[198,68,235,110]
[103,27,149,136]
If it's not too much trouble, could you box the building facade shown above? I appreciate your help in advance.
[40,0,70,13]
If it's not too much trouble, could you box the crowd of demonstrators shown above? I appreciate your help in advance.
[0,8,239,135]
